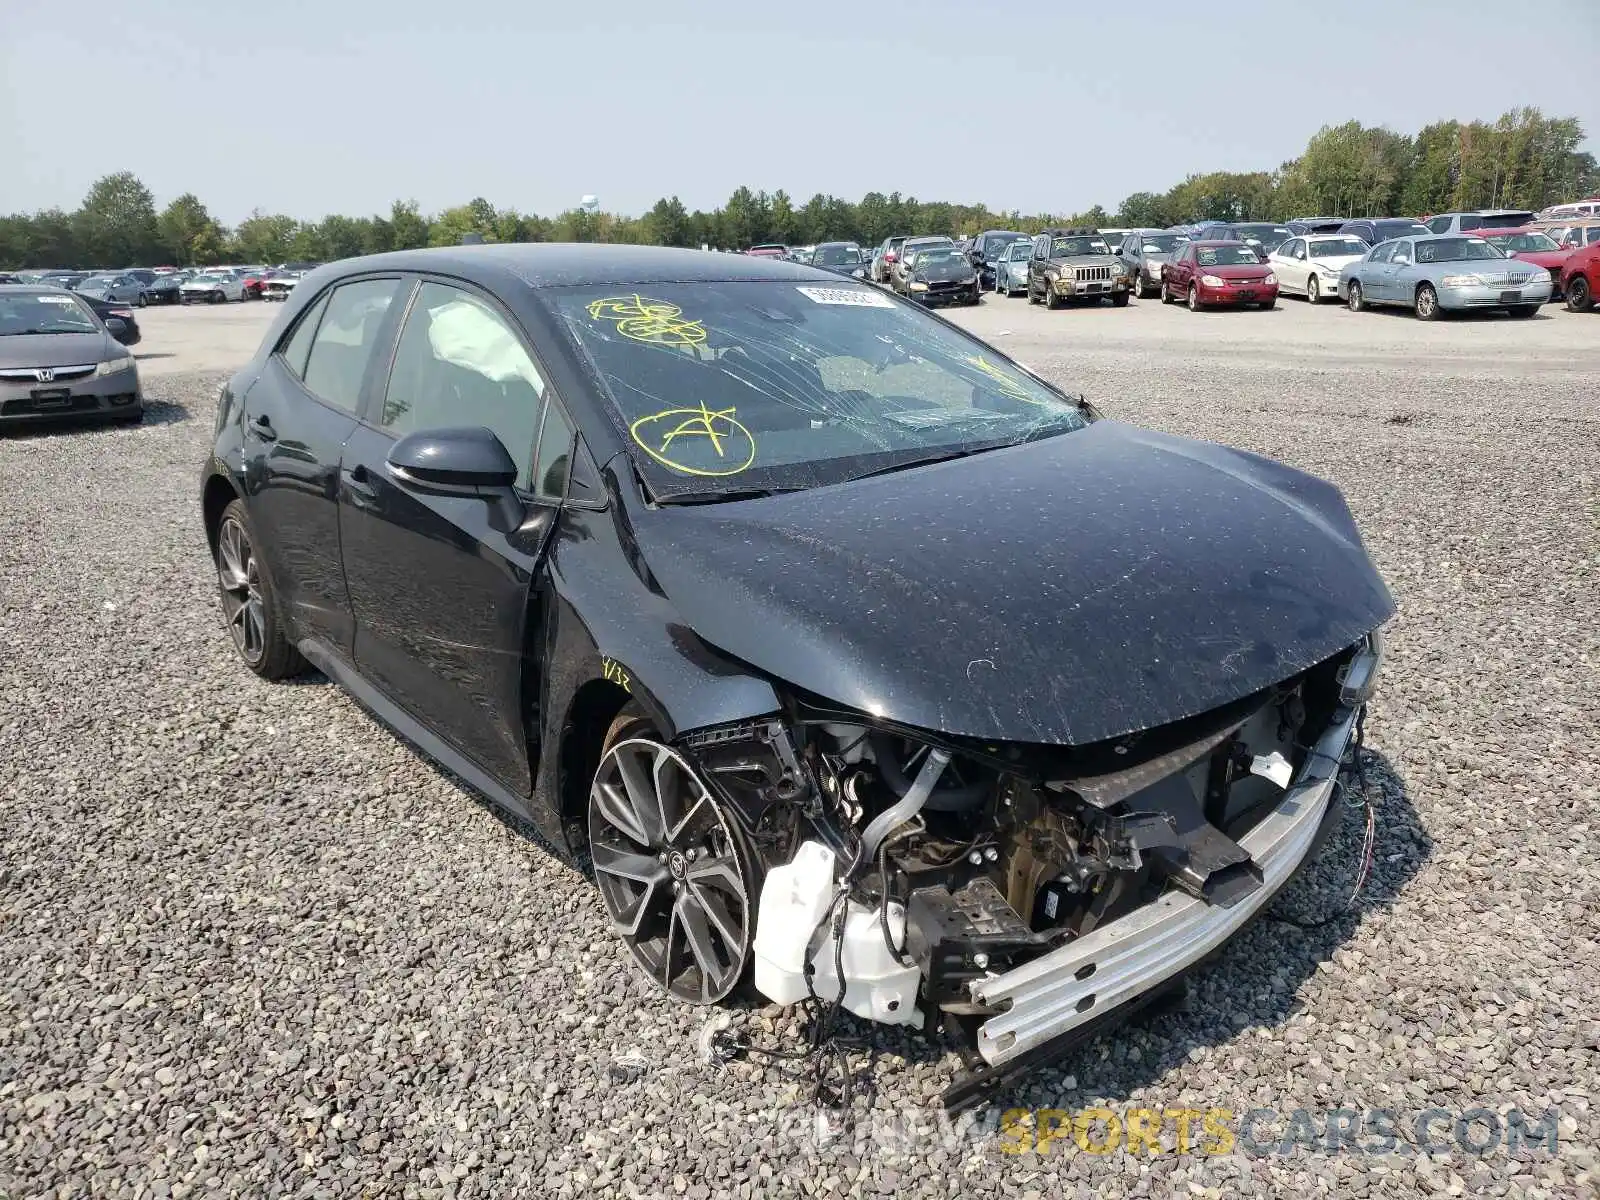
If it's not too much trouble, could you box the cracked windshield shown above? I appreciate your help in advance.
[548,282,1086,497]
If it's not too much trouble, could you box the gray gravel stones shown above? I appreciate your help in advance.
[1,322,1596,1198]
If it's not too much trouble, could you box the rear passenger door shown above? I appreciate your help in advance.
[337,278,574,796]
[241,275,407,659]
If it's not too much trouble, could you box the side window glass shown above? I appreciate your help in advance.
[1033,236,1048,259]
[1392,241,1412,264]
[380,282,546,490]
[302,279,403,412]
[1425,217,1447,234]
[531,400,576,500]
[1461,214,1482,231]
[280,292,330,379]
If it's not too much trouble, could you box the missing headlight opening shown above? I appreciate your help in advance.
[682,633,1383,1107]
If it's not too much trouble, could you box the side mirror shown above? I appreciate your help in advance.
[104,317,130,342]
[388,426,518,493]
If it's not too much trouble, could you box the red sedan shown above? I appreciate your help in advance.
[1560,242,1598,311]
[1475,227,1572,300]
[1162,241,1279,311]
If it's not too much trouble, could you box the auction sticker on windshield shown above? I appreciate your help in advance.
[794,286,896,308]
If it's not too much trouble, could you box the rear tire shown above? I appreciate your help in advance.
[1567,276,1593,311]
[1161,281,1174,304]
[214,499,306,680]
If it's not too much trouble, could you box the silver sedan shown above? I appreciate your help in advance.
[1339,235,1552,320]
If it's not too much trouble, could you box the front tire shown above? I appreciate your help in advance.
[214,500,305,679]
[1187,284,1201,312]
[1347,281,1366,312]
[1414,283,1440,321]
[1567,276,1593,311]
[1306,276,1320,303]
[208,290,223,305]
[1045,284,1061,310]
[588,710,759,1005]
[1111,291,1130,307]
[136,293,148,308]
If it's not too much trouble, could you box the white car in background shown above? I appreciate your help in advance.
[1268,234,1371,303]
[260,272,304,302]
[179,270,245,305]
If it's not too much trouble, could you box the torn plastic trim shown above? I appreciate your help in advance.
[968,703,1360,1069]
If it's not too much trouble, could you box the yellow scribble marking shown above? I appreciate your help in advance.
[587,294,707,346]
[965,354,1043,406]
[629,400,756,477]
[601,657,632,692]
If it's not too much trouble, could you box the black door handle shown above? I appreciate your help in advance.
[341,465,377,506]
[249,413,277,441]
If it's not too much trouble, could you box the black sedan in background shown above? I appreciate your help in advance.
[142,274,186,305]
[78,294,142,346]
[199,245,1390,1102]
[808,242,871,279]
[902,244,981,304]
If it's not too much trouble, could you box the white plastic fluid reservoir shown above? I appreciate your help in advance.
[753,840,837,1006]
[808,900,923,1027]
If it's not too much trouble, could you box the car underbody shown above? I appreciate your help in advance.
[588,632,1382,1106]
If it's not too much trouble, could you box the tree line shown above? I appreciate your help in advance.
[3,108,1593,270]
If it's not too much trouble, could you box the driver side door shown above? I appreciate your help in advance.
[337,277,576,798]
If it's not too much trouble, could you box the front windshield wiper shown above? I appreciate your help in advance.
[658,485,809,505]
[8,327,92,335]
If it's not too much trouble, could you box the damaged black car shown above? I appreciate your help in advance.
[200,245,1393,1104]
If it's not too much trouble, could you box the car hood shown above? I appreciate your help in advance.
[1510,250,1570,268]
[0,332,117,367]
[633,421,1394,746]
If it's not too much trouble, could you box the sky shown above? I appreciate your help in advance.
[3,0,1598,225]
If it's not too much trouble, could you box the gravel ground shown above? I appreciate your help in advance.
[2,301,1597,1198]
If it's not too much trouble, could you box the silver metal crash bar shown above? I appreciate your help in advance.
[970,704,1361,1068]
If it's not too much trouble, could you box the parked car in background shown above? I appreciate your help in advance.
[809,242,871,280]
[76,273,149,306]
[1027,229,1131,308]
[871,235,911,284]
[142,273,187,305]
[1162,241,1278,310]
[994,239,1034,297]
[745,244,788,258]
[1473,229,1572,299]
[0,285,143,424]
[1423,210,1536,236]
[1559,241,1598,311]
[1285,217,1347,234]
[119,269,159,287]
[39,271,91,290]
[1267,234,1370,303]
[1340,234,1549,319]
[260,271,304,302]
[1338,218,1432,247]
[1538,220,1600,250]
[890,236,955,293]
[181,270,246,304]
[901,244,980,306]
[967,230,1032,289]
[1534,198,1600,221]
[1116,230,1189,299]
[1196,224,1287,258]
[78,294,142,346]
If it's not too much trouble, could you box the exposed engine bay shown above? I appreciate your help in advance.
[679,632,1383,1102]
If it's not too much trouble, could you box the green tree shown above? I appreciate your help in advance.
[233,211,299,264]
[158,193,226,265]
[389,201,431,250]
[643,196,691,246]
[75,172,162,266]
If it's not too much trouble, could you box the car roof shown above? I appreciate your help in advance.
[0,283,86,295]
[307,243,855,287]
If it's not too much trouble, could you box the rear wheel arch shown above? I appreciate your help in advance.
[202,473,242,554]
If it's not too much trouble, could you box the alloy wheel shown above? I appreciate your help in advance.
[1188,284,1200,312]
[1347,282,1363,312]
[1307,276,1320,303]
[216,517,266,664]
[589,737,752,1004]
[1415,284,1438,320]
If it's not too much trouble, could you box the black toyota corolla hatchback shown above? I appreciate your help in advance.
[201,245,1392,1103]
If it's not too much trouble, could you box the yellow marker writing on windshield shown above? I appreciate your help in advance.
[587,294,707,346]
[965,353,1043,406]
[630,400,756,477]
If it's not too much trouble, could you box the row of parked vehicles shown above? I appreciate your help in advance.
[0,264,321,307]
[752,201,1600,319]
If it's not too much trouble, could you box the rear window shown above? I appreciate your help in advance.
[545,282,1087,497]
[1478,212,1536,229]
